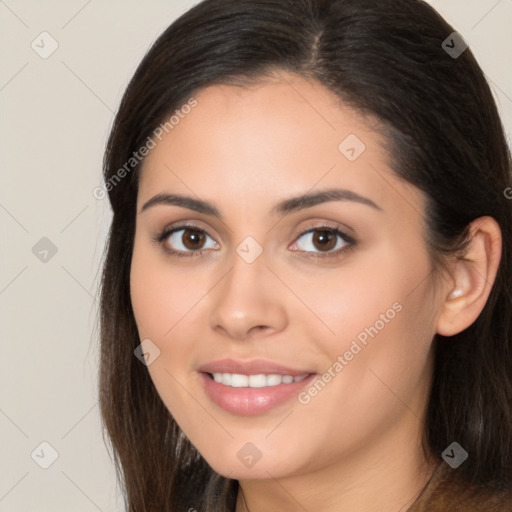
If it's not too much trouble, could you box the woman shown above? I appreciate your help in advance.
[98,0,512,510]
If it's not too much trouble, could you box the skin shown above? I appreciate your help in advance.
[129,71,502,512]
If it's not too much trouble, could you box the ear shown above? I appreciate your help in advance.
[436,216,502,336]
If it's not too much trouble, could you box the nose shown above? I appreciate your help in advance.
[209,249,288,341]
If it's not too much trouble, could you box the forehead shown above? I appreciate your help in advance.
[137,72,424,218]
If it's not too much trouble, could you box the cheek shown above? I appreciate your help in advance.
[318,234,435,351]
[130,240,208,340]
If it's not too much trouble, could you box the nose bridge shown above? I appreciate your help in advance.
[208,238,288,339]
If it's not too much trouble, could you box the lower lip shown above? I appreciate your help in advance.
[199,372,317,416]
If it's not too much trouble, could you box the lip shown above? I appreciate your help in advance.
[197,358,317,416]
[197,358,313,376]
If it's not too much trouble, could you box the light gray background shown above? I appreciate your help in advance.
[1,1,511,510]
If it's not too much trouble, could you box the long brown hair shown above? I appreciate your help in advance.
[98,0,512,510]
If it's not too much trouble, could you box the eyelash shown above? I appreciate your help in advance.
[153,223,357,260]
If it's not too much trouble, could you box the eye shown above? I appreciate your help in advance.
[154,223,356,260]
[290,226,356,259]
[155,225,219,257]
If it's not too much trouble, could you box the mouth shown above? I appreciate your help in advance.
[199,369,317,416]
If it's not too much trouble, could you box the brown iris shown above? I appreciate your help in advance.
[311,230,337,252]
[181,228,206,250]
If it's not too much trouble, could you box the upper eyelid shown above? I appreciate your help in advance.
[298,225,354,239]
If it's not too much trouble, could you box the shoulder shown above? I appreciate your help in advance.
[409,462,512,512]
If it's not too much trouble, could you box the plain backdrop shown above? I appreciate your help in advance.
[1,0,511,510]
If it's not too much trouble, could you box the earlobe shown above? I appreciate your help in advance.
[436,216,502,337]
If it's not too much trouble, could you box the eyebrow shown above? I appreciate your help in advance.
[140,188,382,218]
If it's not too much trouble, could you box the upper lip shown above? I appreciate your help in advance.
[198,358,314,376]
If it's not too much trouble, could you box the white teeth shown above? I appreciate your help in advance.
[266,374,283,386]
[248,374,267,388]
[231,374,248,387]
[211,372,309,387]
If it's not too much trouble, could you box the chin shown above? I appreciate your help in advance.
[201,448,302,480]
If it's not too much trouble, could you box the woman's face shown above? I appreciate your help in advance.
[130,72,444,480]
